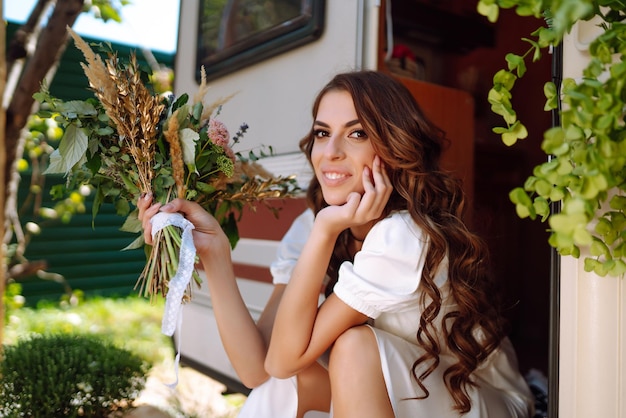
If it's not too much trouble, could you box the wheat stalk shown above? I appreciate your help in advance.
[192,66,236,125]
[68,27,164,195]
[163,110,186,199]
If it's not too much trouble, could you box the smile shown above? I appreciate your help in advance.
[324,172,348,180]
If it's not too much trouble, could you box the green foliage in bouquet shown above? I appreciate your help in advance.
[36,28,299,300]
[0,333,149,417]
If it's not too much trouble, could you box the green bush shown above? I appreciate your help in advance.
[0,333,150,417]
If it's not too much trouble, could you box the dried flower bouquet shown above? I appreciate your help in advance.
[38,28,299,332]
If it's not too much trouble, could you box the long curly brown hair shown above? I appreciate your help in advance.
[299,71,505,414]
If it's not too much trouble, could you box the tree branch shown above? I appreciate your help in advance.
[4,0,84,191]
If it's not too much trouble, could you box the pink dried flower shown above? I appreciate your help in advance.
[208,119,230,147]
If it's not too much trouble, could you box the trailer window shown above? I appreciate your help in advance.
[196,0,325,81]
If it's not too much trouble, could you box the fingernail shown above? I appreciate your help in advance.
[161,203,173,211]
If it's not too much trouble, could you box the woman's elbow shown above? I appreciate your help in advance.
[239,370,272,389]
[264,355,298,380]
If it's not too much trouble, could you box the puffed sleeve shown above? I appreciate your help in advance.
[333,212,427,318]
[270,208,314,285]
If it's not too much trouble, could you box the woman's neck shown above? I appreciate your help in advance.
[349,221,374,243]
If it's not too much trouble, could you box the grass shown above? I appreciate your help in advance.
[4,295,173,366]
[3,294,246,417]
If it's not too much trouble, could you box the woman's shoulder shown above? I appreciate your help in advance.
[364,210,425,246]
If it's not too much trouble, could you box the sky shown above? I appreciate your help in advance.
[3,0,180,54]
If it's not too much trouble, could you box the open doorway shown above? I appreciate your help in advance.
[379,0,553,409]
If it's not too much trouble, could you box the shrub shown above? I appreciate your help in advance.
[0,333,150,417]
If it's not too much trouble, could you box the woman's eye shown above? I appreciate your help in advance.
[349,129,368,140]
[313,129,329,138]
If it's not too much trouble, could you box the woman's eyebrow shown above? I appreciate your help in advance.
[313,120,330,128]
[313,119,361,128]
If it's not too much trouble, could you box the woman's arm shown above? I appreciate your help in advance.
[266,158,391,377]
[199,242,281,387]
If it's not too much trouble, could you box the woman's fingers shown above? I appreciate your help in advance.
[136,193,152,220]
[355,156,392,221]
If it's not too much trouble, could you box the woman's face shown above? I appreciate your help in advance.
[311,90,377,206]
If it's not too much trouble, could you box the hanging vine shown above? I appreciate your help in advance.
[478,0,626,277]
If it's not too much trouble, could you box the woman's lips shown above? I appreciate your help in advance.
[321,170,351,186]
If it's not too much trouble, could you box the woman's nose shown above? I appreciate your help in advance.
[324,136,345,159]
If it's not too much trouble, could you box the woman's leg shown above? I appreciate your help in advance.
[296,361,332,418]
[328,326,394,418]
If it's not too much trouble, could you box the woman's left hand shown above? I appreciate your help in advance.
[317,155,392,235]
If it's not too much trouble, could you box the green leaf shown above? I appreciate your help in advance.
[192,102,203,121]
[551,231,575,251]
[477,0,499,22]
[536,27,558,48]
[584,257,602,274]
[609,195,626,210]
[573,227,593,246]
[196,182,216,194]
[505,53,526,77]
[563,198,588,215]
[590,236,610,257]
[120,210,143,233]
[97,126,114,136]
[614,241,626,258]
[595,217,612,236]
[509,187,532,205]
[43,124,88,175]
[535,179,552,197]
[500,121,528,146]
[549,212,586,233]
[97,3,123,22]
[549,186,566,202]
[175,105,190,126]
[492,69,517,91]
[515,203,533,219]
[515,2,542,17]
[59,100,97,118]
[550,1,593,38]
[172,93,189,112]
[544,81,558,110]
[114,198,130,217]
[92,187,104,225]
[180,128,200,166]
[121,235,145,251]
[609,259,626,276]
[533,197,551,220]
[223,212,240,249]
[580,174,608,199]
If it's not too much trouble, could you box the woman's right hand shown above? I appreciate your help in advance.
[316,155,392,236]
[136,194,231,259]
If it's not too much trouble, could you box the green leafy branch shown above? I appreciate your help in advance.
[478,0,626,276]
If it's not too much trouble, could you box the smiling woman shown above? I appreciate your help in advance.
[3,0,180,54]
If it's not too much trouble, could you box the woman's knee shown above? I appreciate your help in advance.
[329,325,379,370]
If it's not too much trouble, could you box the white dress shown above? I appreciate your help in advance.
[238,210,534,418]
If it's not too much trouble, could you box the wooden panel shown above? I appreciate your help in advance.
[394,76,475,212]
[237,197,308,240]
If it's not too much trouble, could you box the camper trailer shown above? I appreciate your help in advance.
[173,1,625,416]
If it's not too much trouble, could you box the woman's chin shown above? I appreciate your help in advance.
[323,196,348,206]
[323,190,363,207]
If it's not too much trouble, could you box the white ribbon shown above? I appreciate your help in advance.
[150,211,196,336]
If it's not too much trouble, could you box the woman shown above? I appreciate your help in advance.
[139,71,534,417]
